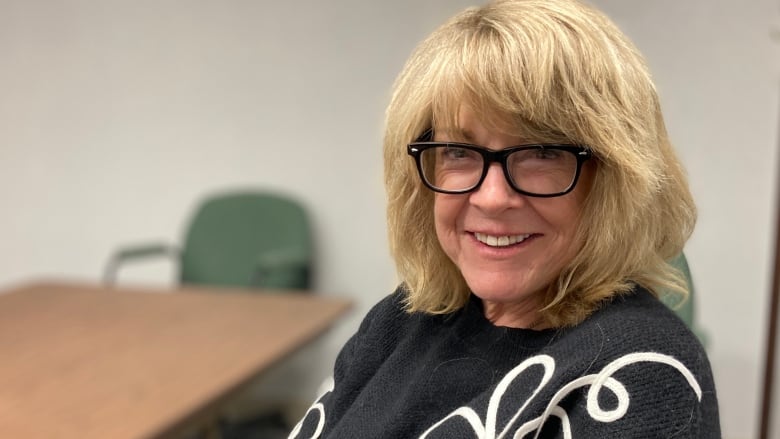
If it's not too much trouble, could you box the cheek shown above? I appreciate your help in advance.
[527,192,587,257]
[433,194,458,226]
[549,163,594,231]
[433,195,463,250]
[547,200,588,261]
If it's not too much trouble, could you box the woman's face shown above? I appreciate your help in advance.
[433,107,593,310]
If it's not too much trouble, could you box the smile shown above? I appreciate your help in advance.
[474,232,531,247]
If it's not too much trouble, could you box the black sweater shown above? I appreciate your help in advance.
[290,286,720,438]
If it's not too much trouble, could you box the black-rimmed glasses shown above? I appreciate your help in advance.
[407,133,591,197]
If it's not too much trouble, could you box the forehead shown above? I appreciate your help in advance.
[431,102,568,144]
[433,100,517,132]
[432,106,514,142]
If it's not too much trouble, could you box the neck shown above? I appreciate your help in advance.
[481,297,546,329]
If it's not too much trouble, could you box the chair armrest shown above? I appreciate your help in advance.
[251,248,311,290]
[103,242,179,284]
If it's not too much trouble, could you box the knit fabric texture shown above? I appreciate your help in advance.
[290,286,720,438]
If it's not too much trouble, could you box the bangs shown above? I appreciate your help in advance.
[427,11,575,143]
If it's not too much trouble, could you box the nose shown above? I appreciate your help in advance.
[469,163,525,214]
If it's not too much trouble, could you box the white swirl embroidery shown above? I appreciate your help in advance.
[288,352,702,439]
[420,355,556,439]
[420,352,702,439]
[288,377,334,439]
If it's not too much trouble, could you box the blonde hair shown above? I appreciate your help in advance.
[383,0,696,327]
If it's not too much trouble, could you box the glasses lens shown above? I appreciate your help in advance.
[507,148,578,195]
[420,145,483,192]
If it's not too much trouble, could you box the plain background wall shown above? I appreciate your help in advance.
[0,1,778,438]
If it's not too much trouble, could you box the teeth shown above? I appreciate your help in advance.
[475,232,531,247]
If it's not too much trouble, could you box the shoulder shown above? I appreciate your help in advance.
[541,286,719,436]
[578,286,706,357]
[332,286,426,377]
[361,286,408,326]
[557,286,712,380]
[351,286,412,343]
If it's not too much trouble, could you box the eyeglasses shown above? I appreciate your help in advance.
[407,132,592,197]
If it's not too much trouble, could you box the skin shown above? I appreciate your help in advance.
[433,107,594,329]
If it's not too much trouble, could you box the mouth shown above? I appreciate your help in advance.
[473,232,533,248]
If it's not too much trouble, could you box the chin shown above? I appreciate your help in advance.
[466,279,540,304]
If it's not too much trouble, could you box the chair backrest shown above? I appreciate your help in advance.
[179,191,312,290]
[662,253,695,326]
[661,253,709,347]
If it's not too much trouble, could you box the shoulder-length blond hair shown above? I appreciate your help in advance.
[383,0,696,327]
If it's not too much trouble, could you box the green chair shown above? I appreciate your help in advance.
[660,253,708,347]
[104,190,313,291]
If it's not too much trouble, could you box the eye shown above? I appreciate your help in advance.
[441,146,471,160]
[533,148,563,160]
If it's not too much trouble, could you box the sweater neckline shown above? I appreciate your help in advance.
[454,293,560,349]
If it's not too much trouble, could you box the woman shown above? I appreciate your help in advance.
[291,0,720,437]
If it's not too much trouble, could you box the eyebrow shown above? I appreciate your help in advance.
[436,127,476,143]
[459,129,476,143]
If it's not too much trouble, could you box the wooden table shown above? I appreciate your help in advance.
[0,280,351,439]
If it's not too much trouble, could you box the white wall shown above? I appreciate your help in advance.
[0,1,777,438]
